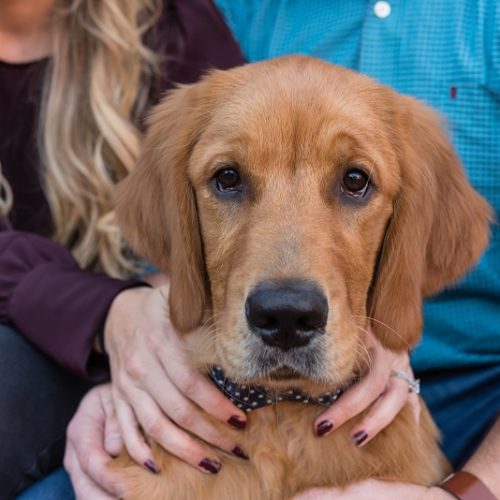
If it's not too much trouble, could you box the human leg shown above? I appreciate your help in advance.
[0,324,93,498]
[419,363,500,468]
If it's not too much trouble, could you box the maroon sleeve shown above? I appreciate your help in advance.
[0,0,245,382]
[0,227,147,381]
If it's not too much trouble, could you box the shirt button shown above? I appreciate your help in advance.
[374,1,391,18]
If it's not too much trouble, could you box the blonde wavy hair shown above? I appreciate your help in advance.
[0,0,163,277]
[0,162,13,217]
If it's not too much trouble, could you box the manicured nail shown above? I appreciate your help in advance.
[228,415,247,429]
[199,458,222,474]
[316,420,334,437]
[353,431,368,447]
[144,459,159,474]
[232,446,249,460]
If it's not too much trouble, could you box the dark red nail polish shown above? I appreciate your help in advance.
[316,420,333,437]
[353,431,368,447]
[144,459,159,474]
[232,446,249,460]
[228,415,247,429]
[199,458,222,474]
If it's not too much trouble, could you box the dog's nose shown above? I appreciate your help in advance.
[245,280,328,351]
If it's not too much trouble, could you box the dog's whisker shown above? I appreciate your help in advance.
[352,314,411,350]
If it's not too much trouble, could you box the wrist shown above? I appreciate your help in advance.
[103,286,152,353]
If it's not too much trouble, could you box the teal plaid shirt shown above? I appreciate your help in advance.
[215,0,500,373]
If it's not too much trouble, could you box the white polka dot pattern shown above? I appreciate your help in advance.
[210,366,345,412]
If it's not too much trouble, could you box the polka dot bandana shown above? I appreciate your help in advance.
[210,366,345,412]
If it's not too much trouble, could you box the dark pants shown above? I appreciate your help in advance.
[0,325,93,499]
[418,362,500,469]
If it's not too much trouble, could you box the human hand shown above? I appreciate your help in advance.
[141,272,169,288]
[293,479,453,499]
[104,285,248,476]
[64,384,127,499]
[314,326,420,445]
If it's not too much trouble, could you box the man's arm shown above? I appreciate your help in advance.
[461,417,500,497]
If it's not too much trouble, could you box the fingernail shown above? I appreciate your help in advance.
[199,458,222,474]
[232,446,249,460]
[353,430,368,447]
[228,415,247,429]
[316,420,334,437]
[144,459,159,474]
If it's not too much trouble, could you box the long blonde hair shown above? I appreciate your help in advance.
[1,0,162,277]
[0,162,13,217]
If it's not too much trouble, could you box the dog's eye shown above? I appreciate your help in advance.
[215,168,242,192]
[341,168,370,198]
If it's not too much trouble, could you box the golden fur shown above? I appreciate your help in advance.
[114,56,492,499]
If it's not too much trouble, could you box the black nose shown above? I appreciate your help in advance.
[245,280,328,351]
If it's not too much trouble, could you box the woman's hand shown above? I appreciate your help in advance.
[314,327,420,445]
[64,384,127,499]
[103,284,248,476]
[293,480,453,499]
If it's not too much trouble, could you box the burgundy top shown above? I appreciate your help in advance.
[0,0,245,381]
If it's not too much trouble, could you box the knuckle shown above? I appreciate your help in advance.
[178,373,199,398]
[365,412,388,432]
[104,477,125,498]
[374,373,389,392]
[144,329,162,350]
[210,434,232,452]
[334,401,357,421]
[124,352,145,380]
[112,483,126,498]
[79,450,92,473]
[170,405,193,428]
[170,435,197,460]
[143,416,164,439]
[115,374,131,394]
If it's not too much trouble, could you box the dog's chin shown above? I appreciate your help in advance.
[218,360,347,396]
[255,368,329,395]
[267,366,303,381]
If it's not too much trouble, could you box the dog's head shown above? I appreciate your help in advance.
[116,56,491,393]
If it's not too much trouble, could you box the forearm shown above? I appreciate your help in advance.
[0,229,145,379]
[462,417,500,497]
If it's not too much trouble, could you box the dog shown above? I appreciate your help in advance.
[113,56,491,499]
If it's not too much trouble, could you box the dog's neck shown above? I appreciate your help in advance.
[210,366,347,413]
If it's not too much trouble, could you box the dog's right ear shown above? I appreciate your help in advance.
[115,84,208,332]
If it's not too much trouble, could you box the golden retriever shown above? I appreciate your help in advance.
[113,56,491,500]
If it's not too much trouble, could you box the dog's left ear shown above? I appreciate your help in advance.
[115,84,208,332]
[368,94,492,350]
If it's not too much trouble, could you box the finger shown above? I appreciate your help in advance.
[349,375,410,446]
[113,393,160,474]
[65,445,122,500]
[79,447,128,497]
[314,363,389,437]
[131,390,225,474]
[160,356,247,430]
[67,418,128,497]
[408,391,421,424]
[101,389,124,457]
[135,371,248,458]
